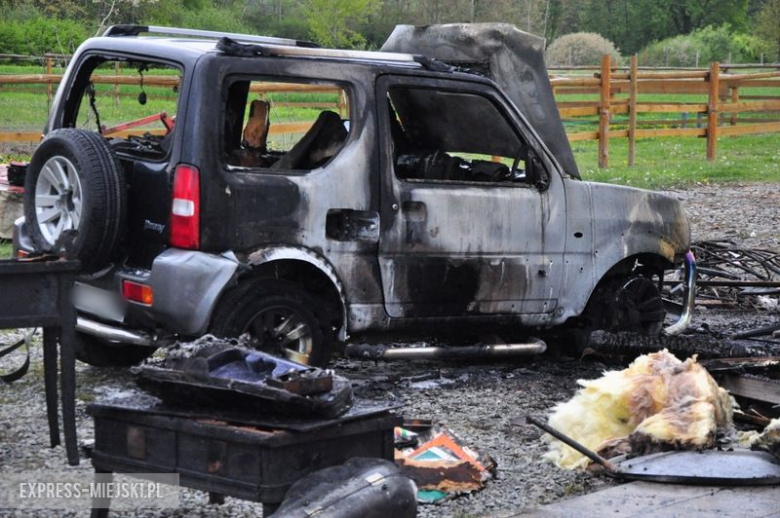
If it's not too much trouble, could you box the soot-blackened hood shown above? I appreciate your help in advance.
[382,23,579,179]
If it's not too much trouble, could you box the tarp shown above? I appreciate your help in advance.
[382,23,580,179]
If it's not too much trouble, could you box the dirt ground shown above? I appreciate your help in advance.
[1,182,779,517]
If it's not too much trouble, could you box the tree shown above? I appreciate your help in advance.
[92,0,160,34]
[574,0,749,55]
[303,0,379,48]
[756,0,780,61]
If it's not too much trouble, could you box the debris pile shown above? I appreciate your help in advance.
[542,349,734,469]
[673,240,780,310]
[394,422,496,503]
[752,418,780,461]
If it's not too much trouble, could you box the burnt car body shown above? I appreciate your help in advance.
[15,24,695,366]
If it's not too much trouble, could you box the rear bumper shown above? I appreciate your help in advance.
[118,248,241,336]
[74,247,240,344]
[74,248,241,344]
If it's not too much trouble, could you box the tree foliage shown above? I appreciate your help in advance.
[755,0,780,61]
[640,24,772,66]
[0,0,775,64]
[302,0,380,48]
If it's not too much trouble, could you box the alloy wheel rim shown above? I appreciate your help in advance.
[245,305,314,364]
[34,156,83,246]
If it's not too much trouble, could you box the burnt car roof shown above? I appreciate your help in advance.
[74,35,461,77]
[79,24,448,72]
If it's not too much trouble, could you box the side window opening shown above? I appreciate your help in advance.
[224,79,350,171]
[73,57,181,159]
[387,87,540,186]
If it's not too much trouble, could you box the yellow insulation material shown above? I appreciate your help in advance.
[543,349,734,469]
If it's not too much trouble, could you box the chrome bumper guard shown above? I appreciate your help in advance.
[663,250,696,336]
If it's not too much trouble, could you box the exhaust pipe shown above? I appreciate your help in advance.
[345,337,546,361]
[76,316,158,347]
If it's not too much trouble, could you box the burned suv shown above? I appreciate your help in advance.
[15,24,695,367]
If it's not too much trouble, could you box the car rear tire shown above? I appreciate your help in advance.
[209,279,334,367]
[74,331,157,367]
[24,129,126,272]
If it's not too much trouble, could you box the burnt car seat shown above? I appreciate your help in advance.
[243,99,270,151]
[271,110,347,171]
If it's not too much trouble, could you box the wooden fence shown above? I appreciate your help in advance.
[1,54,779,167]
[552,55,780,167]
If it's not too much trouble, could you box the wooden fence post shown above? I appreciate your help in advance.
[707,61,720,162]
[337,89,346,118]
[730,85,739,126]
[45,56,52,103]
[628,54,638,166]
[598,54,611,168]
[114,62,121,106]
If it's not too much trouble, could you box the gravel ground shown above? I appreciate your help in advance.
[2,182,780,517]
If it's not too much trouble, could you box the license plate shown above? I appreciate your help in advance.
[73,282,126,323]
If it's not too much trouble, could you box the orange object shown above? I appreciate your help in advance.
[122,280,154,305]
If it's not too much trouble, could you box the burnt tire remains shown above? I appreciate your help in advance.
[612,275,666,336]
[210,279,335,367]
[24,129,126,272]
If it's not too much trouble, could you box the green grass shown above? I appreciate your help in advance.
[0,240,12,259]
[574,133,780,189]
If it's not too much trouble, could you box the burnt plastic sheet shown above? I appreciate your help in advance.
[382,23,580,179]
[133,347,353,419]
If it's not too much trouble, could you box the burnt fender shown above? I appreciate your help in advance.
[560,181,690,323]
[245,246,349,341]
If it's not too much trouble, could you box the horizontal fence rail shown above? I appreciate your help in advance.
[1,54,779,167]
[552,55,780,167]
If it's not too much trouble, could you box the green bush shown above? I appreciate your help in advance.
[0,16,88,55]
[177,5,255,35]
[545,32,621,66]
[640,25,774,66]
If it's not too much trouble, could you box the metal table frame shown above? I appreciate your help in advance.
[0,259,80,465]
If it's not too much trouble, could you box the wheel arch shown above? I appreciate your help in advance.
[597,252,673,281]
[242,246,348,341]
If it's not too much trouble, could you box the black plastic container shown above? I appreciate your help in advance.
[272,458,417,517]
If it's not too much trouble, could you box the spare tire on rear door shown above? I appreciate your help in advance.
[24,129,126,272]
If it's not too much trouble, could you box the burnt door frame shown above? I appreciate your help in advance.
[375,75,565,320]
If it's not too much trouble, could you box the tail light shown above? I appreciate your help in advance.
[169,164,200,249]
[122,280,154,305]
